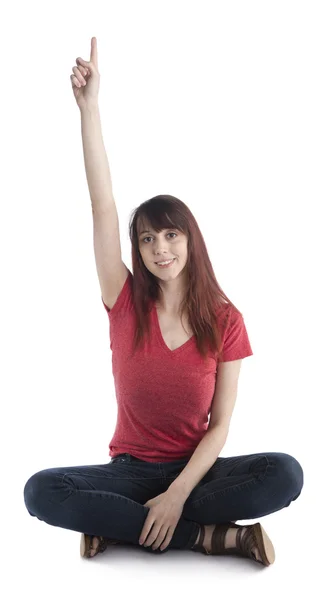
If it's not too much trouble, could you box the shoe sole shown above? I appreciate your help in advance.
[252,523,275,566]
[80,533,91,558]
[80,534,120,558]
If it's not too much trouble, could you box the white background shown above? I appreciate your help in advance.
[1,0,326,597]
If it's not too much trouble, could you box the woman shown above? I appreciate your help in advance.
[23,37,303,567]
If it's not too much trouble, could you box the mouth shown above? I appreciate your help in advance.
[155,258,176,268]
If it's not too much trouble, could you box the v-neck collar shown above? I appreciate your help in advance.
[152,303,195,356]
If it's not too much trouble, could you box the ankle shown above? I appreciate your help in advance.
[192,524,215,553]
[193,525,201,547]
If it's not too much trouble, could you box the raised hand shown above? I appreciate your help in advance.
[70,36,100,110]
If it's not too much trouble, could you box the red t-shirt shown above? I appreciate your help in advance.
[102,270,253,463]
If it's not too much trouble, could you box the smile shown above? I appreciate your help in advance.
[155,258,176,268]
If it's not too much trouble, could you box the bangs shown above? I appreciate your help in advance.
[137,206,187,237]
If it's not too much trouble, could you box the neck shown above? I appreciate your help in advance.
[155,295,185,316]
[155,270,188,315]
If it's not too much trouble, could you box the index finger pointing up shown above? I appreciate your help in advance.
[90,36,98,69]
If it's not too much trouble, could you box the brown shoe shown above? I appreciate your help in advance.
[80,534,121,558]
[192,522,275,567]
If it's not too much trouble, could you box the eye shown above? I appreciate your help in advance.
[142,232,177,243]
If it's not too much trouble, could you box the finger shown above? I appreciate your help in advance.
[152,538,164,551]
[77,64,88,77]
[152,527,168,551]
[160,526,175,551]
[72,66,86,86]
[144,524,162,547]
[139,521,153,545]
[76,56,93,74]
[76,61,89,78]
[90,36,98,69]
[70,74,81,88]
[160,539,170,551]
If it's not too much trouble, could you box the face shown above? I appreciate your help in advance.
[138,226,188,278]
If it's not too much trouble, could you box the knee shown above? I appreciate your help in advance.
[274,452,304,499]
[23,470,52,517]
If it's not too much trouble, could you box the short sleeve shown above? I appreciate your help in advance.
[101,270,133,319]
[220,307,253,362]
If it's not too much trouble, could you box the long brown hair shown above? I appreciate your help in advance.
[128,194,242,361]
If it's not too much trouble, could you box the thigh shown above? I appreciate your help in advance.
[24,456,165,507]
[207,451,273,481]
[186,451,299,495]
[182,451,303,522]
[183,452,274,495]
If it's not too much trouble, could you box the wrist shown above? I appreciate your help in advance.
[167,481,189,503]
[79,101,99,115]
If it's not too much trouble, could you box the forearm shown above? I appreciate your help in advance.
[167,425,229,503]
[80,103,115,213]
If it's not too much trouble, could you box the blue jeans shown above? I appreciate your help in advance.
[23,451,303,554]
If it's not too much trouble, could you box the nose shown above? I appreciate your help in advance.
[154,243,170,255]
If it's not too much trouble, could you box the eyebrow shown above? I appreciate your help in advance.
[138,228,174,237]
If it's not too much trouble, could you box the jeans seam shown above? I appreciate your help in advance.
[188,476,257,507]
[61,474,164,485]
[188,459,272,508]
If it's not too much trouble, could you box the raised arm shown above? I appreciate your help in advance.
[71,37,129,310]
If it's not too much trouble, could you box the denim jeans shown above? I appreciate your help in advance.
[23,451,303,554]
